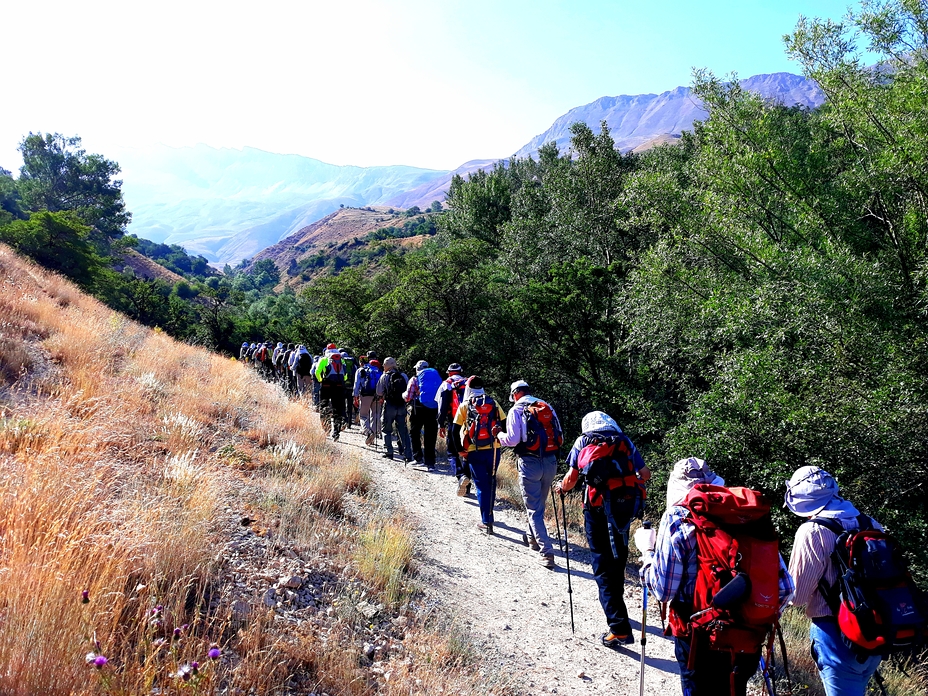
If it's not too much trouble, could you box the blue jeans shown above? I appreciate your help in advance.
[382,402,412,460]
[468,448,498,525]
[516,453,558,554]
[810,618,882,696]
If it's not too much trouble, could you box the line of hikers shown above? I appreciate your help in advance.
[240,340,927,696]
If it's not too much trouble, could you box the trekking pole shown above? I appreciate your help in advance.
[559,490,575,634]
[759,656,777,696]
[550,487,564,553]
[639,581,648,696]
[638,520,652,696]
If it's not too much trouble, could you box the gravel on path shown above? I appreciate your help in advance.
[336,426,683,695]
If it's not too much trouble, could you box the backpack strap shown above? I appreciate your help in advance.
[805,516,856,614]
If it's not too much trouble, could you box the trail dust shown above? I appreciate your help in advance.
[335,426,683,695]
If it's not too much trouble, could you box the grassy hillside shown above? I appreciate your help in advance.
[0,245,496,695]
[250,205,439,288]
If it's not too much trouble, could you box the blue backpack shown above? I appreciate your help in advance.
[416,368,443,409]
[360,365,381,396]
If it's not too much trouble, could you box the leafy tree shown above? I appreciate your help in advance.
[0,168,23,224]
[429,200,443,213]
[17,133,130,238]
[0,212,105,288]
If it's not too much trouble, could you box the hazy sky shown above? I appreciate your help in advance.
[1,0,854,173]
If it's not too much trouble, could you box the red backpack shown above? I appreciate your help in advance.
[670,485,782,670]
[463,395,499,450]
[519,400,564,456]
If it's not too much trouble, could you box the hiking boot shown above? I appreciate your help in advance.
[521,533,540,551]
[456,476,471,497]
[331,432,339,442]
[601,631,634,649]
[540,553,555,569]
[381,452,394,460]
[365,431,375,446]
[476,522,493,535]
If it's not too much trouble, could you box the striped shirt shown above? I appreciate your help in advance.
[644,505,795,609]
[788,515,881,619]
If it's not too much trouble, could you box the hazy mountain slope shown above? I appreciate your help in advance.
[117,144,448,264]
[385,159,498,210]
[514,72,825,157]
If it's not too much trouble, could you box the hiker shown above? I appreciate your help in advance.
[405,360,443,470]
[639,458,794,696]
[239,341,249,361]
[311,353,323,408]
[452,376,507,534]
[376,357,413,462]
[438,363,469,494]
[497,380,563,568]
[354,352,382,447]
[340,349,357,429]
[282,343,296,393]
[290,345,313,395]
[315,349,347,440]
[556,411,650,646]
[784,466,885,696]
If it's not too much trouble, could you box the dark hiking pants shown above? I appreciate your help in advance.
[674,632,760,696]
[408,404,438,466]
[319,384,345,437]
[584,503,632,636]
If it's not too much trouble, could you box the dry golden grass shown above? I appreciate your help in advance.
[0,245,510,696]
[355,517,415,607]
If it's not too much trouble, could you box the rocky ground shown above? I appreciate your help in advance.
[332,426,684,696]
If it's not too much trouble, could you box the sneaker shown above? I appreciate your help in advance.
[521,533,540,551]
[540,553,555,569]
[476,522,493,535]
[381,453,394,460]
[332,432,339,442]
[457,476,471,497]
[365,431,375,446]
[601,631,634,649]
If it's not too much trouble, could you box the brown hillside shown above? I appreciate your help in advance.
[0,245,493,695]
[115,248,186,284]
[631,132,682,153]
[252,206,408,272]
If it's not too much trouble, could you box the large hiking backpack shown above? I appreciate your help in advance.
[359,365,381,396]
[296,352,313,376]
[417,368,443,409]
[449,378,466,415]
[518,399,563,456]
[384,371,407,405]
[254,345,268,362]
[323,354,345,385]
[464,395,499,450]
[670,485,781,664]
[808,515,928,656]
[576,434,645,555]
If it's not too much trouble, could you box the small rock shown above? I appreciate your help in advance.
[362,643,375,659]
[263,589,277,607]
[281,576,303,589]
[240,517,253,526]
[576,671,585,679]
[231,600,252,618]
[391,616,408,627]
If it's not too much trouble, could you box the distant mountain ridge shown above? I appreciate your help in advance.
[120,72,824,265]
[514,72,825,157]
[118,144,448,265]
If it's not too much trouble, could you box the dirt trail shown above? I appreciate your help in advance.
[336,427,683,695]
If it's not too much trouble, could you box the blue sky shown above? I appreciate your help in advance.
[1,0,856,172]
